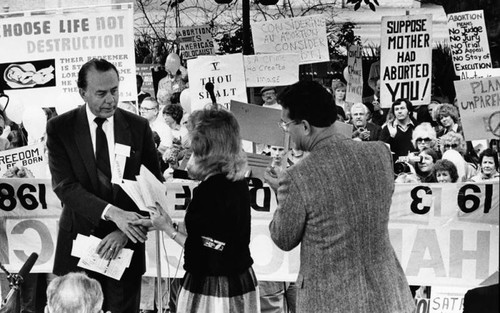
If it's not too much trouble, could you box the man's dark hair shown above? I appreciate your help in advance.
[163,103,184,125]
[390,98,413,116]
[277,81,336,127]
[77,59,119,90]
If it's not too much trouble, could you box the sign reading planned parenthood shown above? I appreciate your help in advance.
[447,10,491,75]
[380,14,432,107]
[251,15,329,65]
[0,4,136,107]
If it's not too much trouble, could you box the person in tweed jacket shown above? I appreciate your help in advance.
[264,81,415,313]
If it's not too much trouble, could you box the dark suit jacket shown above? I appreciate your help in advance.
[463,284,499,313]
[46,106,161,280]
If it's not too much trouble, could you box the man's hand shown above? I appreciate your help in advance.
[96,230,129,260]
[264,166,279,193]
[105,206,148,243]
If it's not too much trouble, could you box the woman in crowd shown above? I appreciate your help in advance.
[433,159,459,183]
[469,148,499,182]
[134,109,259,313]
[435,103,462,138]
[414,148,438,183]
[412,122,438,153]
[331,81,351,121]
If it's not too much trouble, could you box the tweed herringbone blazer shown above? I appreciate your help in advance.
[270,131,415,313]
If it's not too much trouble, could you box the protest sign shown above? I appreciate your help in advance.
[0,4,137,111]
[0,143,48,178]
[135,64,156,97]
[380,14,432,107]
[454,76,500,141]
[251,15,329,65]
[429,286,467,313]
[460,68,500,80]
[186,53,247,111]
[1,179,498,288]
[447,10,492,75]
[243,53,300,87]
[176,25,214,60]
[230,100,284,146]
[346,45,363,103]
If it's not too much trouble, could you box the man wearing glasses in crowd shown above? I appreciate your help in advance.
[140,96,172,154]
[264,81,415,313]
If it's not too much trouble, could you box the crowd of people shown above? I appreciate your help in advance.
[0,54,498,313]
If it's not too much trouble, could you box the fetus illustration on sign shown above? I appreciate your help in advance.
[3,62,55,89]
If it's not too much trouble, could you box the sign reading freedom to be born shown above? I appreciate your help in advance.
[251,15,329,65]
[380,14,432,107]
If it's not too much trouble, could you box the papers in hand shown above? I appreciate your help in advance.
[71,234,133,280]
[119,165,170,214]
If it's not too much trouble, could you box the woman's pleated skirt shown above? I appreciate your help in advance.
[176,267,260,313]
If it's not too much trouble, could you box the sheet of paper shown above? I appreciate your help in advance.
[136,165,170,213]
[71,234,134,280]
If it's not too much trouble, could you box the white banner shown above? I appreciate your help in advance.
[243,53,300,87]
[186,53,248,111]
[0,4,137,110]
[1,180,498,288]
[346,45,363,103]
[380,14,433,107]
[454,76,500,141]
[251,15,329,65]
[447,10,492,75]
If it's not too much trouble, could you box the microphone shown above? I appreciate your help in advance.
[14,253,38,284]
[205,82,217,108]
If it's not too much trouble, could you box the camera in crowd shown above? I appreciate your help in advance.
[393,154,423,175]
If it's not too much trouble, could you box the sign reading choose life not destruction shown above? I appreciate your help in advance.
[251,15,329,65]
[1,179,498,289]
[0,4,137,108]
[380,14,432,107]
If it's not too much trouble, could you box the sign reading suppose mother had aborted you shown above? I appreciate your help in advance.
[0,4,137,105]
[454,76,500,141]
[380,14,432,107]
[447,10,492,75]
[243,53,300,87]
[251,15,329,65]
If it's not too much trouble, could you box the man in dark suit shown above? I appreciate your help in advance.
[350,102,381,141]
[46,59,162,313]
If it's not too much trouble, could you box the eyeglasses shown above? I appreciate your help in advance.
[140,107,157,111]
[277,120,296,132]
[443,143,459,149]
[416,137,432,143]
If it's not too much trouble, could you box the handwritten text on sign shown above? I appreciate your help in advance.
[243,53,300,87]
[251,15,329,65]
[346,45,363,103]
[447,10,492,75]
[380,15,432,107]
[454,76,500,141]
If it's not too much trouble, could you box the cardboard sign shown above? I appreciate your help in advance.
[230,100,284,146]
[251,15,329,65]
[380,14,433,107]
[135,64,156,97]
[176,25,215,60]
[0,143,48,178]
[460,68,500,80]
[447,10,492,75]
[346,45,363,103]
[0,4,137,107]
[454,76,500,141]
[186,53,248,111]
[243,53,300,87]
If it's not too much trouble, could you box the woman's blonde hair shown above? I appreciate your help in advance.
[187,108,247,181]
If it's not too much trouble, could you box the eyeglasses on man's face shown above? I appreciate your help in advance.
[278,120,296,132]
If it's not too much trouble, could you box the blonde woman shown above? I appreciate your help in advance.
[134,108,259,313]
